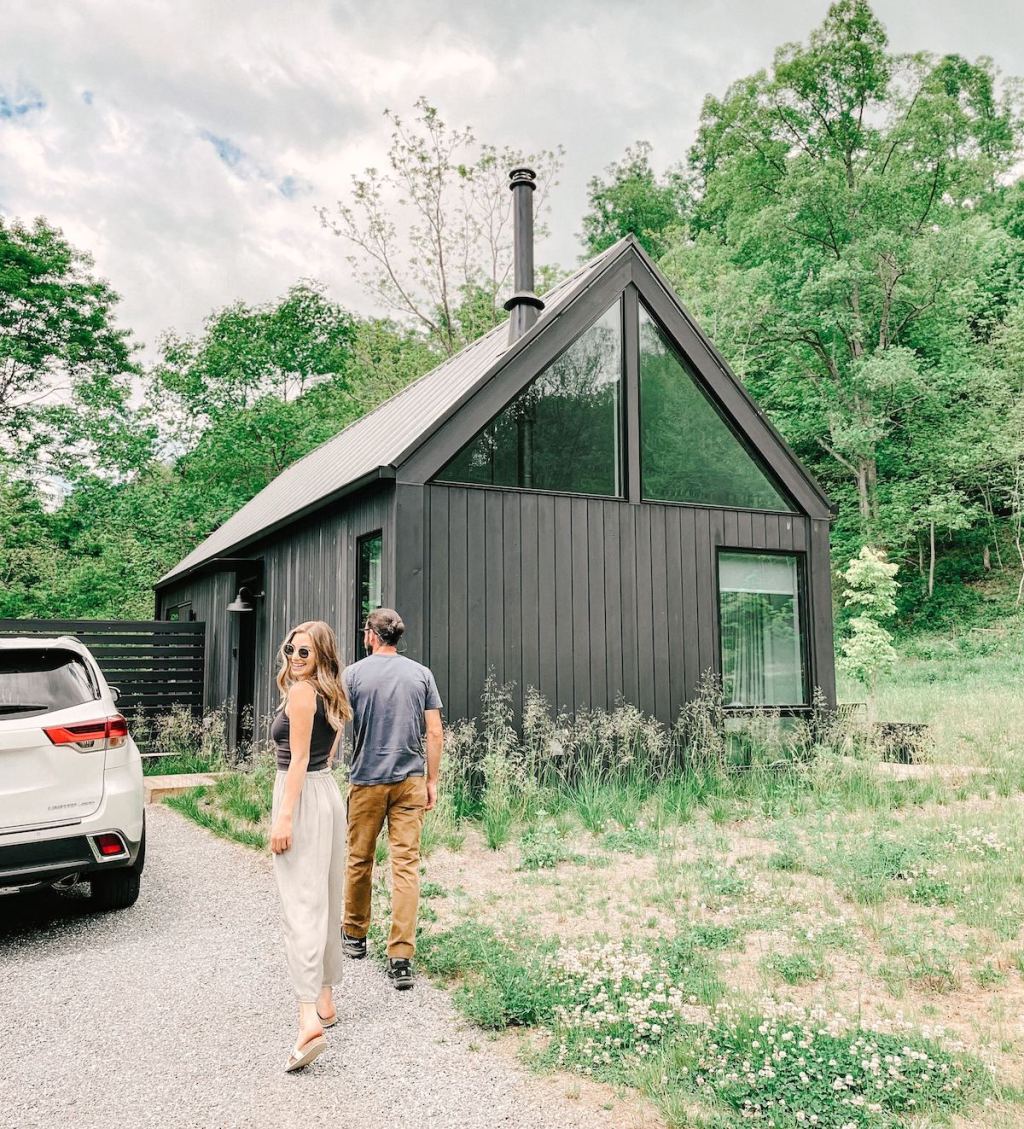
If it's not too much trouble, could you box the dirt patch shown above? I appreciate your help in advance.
[423,829,681,942]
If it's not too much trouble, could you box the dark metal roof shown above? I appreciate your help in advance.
[157,241,628,586]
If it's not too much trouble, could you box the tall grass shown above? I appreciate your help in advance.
[135,704,233,775]
[431,656,1017,844]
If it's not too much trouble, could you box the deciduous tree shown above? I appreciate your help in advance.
[319,98,563,356]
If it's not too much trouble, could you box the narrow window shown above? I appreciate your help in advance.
[435,299,624,496]
[639,305,792,511]
[355,532,383,658]
[718,552,807,707]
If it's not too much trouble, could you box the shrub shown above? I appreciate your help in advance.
[518,825,581,871]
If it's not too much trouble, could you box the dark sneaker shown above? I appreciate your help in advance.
[386,958,415,991]
[342,930,367,960]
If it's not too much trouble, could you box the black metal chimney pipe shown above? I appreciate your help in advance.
[503,167,545,344]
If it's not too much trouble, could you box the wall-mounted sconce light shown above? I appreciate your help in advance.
[227,586,264,613]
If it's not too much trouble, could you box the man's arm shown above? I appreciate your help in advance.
[424,709,443,812]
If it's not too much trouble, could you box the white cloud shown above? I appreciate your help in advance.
[1,0,1021,358]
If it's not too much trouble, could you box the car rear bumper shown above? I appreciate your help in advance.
[0,759,144,888]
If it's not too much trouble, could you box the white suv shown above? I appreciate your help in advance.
[0,636,145,910]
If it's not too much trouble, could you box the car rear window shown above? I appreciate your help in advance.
[0,649,99,718]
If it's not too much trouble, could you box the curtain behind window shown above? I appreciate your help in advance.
[719,553,805,707]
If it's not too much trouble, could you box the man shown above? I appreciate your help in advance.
[341,607,443,990]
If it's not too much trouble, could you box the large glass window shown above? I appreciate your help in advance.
[718,552,806,707]
[355,532,382,657]
[639,306,791,511]
[436,301,623,496]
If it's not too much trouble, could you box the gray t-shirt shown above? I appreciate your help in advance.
[343,654,443,786]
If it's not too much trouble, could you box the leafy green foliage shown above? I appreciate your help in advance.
[0,215,143,474]
[651,0,1024,620]
[416,922,556,1028]
[580,141,687,259]
[674,1003,987,1126]
[0,278,435,616]
[840,547,899,715]
[518,825,582,870]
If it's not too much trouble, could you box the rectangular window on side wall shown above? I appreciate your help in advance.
[718,551,807,708]
[355,531,383,658]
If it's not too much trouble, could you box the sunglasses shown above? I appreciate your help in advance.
[283,643,311,659]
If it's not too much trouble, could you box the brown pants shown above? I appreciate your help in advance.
[343,775,426,959]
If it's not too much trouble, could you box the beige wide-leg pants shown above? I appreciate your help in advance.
[272,769,346,1003]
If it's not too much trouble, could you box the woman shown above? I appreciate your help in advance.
[269,620,350,1072]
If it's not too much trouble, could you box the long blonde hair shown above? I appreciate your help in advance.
[276,620,352,732]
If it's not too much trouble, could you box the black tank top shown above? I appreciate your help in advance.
[270,693,337,771]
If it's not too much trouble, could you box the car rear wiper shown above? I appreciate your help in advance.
[0,703,46,713]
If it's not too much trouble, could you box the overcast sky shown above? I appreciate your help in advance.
[2,0,1022,356]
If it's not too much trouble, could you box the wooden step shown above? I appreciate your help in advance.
[144,772,228,804]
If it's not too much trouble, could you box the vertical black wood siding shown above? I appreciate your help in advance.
[159,479,835,734]
[416,484,831,726]
[159,485,394,741]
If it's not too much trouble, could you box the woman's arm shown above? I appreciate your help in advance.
[327,728,342,770]
[270,681,316,854]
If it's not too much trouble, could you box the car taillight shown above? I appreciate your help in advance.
[44,715,129,751]
[107,715,128,749]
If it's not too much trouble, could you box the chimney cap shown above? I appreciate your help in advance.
[508,167,537,190]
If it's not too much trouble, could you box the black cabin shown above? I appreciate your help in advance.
[155,171,836,747]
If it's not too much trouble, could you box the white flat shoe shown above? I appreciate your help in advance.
[317,1010,338,1028]
[285,1034,327,1072]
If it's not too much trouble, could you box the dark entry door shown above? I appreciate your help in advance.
[233,568,261,750]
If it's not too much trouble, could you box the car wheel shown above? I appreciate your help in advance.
[132,813,147,876]
[90,868,141,911]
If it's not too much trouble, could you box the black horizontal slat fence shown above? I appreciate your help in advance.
[0,619,206,717]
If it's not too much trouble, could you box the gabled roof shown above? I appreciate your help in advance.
[157,241,628,587]
[158,236,834,590]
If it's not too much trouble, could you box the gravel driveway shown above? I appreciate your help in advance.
[0,804,618,1129]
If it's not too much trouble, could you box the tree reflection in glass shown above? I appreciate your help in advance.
[639,307,791,511]
[437,301,623,496]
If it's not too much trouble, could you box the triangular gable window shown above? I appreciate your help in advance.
[639,305,792,511]
[435,299,623,497]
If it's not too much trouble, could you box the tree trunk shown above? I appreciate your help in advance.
[928,520,936,599]
[854,455,878,525]
[918,540,924,577]
[856,462,871,522]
